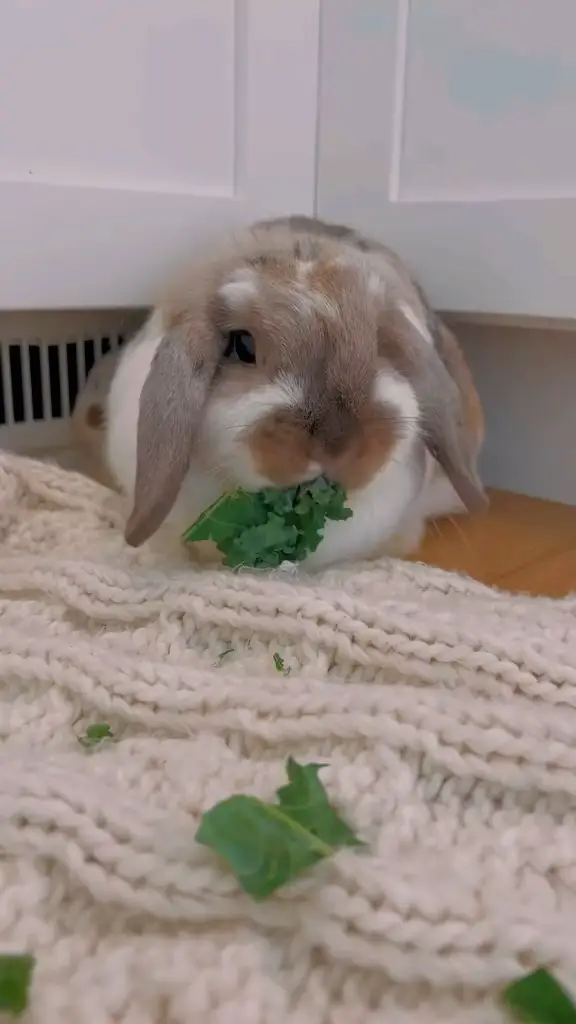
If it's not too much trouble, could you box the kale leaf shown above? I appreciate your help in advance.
[503,968,576,1023]
[183,477,352,568]
[196,758,361,899]
[0,955,35,1016]
[78,722,114,748]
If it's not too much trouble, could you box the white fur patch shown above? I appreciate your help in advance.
[416,454,465,519]
[296,260,314,281]
[202,383,293,490]
[276,373,305,408]
[303,370,423,570]
[397,300,433,344]
[219,268,258,309]
[303,454,424,570]
[333,253,363,271]
[203,376,323,491]
[373,371,420,442]
[367,271,385,297]
[106,310,166,497]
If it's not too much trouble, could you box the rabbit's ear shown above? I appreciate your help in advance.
[125,320,220,547]
[378,305,488,513]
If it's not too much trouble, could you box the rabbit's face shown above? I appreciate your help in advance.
[202,255,421,494]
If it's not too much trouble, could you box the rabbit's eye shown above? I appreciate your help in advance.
[234,331,256,364]
[223,331,256,364]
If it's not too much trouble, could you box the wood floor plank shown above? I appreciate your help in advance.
[495,546,576,598]
[415,488,576,589]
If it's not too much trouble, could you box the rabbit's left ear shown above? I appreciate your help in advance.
[378,305,488,513]
[125,318,221,547]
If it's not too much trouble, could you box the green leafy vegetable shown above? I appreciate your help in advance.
[216,647,235,664]
[183,477,352,569]
[0,954,35,1016]
[78,722,114,748]
[277,758,361,849]
[503,968,576,1023]
[273,652,289,674]
[196,757,361,899]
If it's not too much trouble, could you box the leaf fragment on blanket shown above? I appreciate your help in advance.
[196,758,362,898]
[503,967,576,1023]
[0,954,35,1016]
[273,652,290,674]
[78,722,114,748]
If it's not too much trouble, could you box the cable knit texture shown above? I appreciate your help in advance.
[1,450,576,1022]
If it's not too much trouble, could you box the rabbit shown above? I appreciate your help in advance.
[71,215,487,570]
[70,346,122,490]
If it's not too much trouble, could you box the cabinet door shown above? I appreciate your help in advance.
[318,0,576,318]
[0,0,319,309]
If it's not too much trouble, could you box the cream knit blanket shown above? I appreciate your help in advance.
[1,451,575,1023]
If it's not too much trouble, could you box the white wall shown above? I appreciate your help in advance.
[455,321,576,506]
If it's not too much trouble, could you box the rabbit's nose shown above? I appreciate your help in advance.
[320,436,349,460]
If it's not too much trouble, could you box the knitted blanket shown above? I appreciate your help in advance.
[0,451,575,1023]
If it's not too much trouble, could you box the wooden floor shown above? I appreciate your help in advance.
[415,489,576,598]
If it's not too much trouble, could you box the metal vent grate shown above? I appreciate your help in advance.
[0,310,145,454]
[0,336,125,427]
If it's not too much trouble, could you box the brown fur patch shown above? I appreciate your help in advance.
[247,411,313,487]
[306,259,349,298]
[85,402,105,430]
[247,402,400,492]
[321,408,399,491]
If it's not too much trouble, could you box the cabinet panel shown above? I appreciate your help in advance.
[400,2,576,200]
[0,0,320,309]
[318,0,576,318]
[0,1,236,191]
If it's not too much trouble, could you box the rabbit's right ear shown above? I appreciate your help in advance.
[378,304,488,514]
[125,319,220,547]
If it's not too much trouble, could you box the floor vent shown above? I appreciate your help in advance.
[0,309,145,452]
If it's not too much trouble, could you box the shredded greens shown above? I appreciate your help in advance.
[183,477,352,568]
[502,968,576,1023]
[273,652,290,674]
[78,722,114,748]
[0,954,35,1016]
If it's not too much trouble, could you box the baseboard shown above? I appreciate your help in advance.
[455,320,576,506]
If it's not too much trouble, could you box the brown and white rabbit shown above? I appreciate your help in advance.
[71,215,486,569]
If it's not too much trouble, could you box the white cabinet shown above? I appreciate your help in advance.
[317,0,576,318]
[0,0,319,309]
[4,0,576,319]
